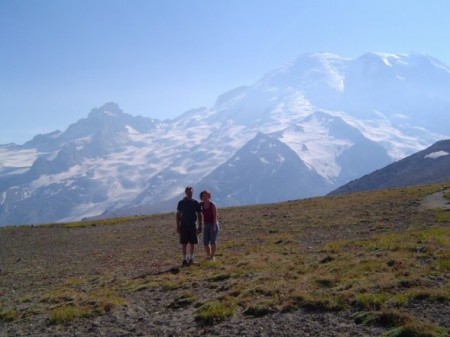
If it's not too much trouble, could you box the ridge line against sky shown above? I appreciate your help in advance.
[1,0,450,145]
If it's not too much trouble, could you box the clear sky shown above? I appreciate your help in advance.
[1,0,450,145]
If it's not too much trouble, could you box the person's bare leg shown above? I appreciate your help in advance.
[210,244,216,259]
[181,244,188,266]
[188,243,195,263]
[204,244,211,258]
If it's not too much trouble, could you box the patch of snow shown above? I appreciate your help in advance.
[260,157,269,165]
[126,125,140,136]
[0,148,38,168]
[425,151,449,159]
[277,154,285,164]
[30,166,83,191]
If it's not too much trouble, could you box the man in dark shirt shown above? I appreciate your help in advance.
[176,186,202,266]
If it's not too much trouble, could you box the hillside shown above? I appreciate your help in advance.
[330,139,450,195]
[1,184,449,336]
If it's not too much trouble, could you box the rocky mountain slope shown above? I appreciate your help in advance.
[1,52,450,226]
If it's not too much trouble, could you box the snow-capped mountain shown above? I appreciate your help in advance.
[1,52,449,226]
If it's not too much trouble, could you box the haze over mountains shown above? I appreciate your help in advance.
[1,52,450,226]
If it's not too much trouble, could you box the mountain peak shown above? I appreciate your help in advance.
[88,102,125,120]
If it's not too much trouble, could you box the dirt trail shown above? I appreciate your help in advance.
[420,189,450,210]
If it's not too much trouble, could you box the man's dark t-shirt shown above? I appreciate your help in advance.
[177,198,201,227]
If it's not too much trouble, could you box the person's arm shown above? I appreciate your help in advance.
[197,211,203,234]
[176,210,181,233]
[212,203,218,232]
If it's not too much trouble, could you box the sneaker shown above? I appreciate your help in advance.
[181,260,188,267]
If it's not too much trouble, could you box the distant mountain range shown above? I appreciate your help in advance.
[329,139,450,195]
[1,52,450,226]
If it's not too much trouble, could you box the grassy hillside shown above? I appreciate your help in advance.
[1,184,449,336]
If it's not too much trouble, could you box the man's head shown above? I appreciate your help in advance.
[185,186,193,199]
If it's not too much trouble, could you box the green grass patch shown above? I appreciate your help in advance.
[442,190,450,200]
[86,289,127,314]
[356,293,391,310]
[208,273,232,282]
[49,305,92,324]
[0,308,19,322]
[161,281,182,291]
[194,300,234,326]
[243,300,276,317]
[168,292,196,309]
[383,321,448,337]
[123,279,159,292]
[41,288,79,304]
[434,210,450,222]
[407,287,450,303]
[41,285,127,322]
[353,309,413,328]
[436,258,450,272]
[354,309,448,337]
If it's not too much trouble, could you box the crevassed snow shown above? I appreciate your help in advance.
[425,151,449,159]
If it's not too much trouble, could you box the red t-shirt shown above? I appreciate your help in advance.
[201,202,215,224]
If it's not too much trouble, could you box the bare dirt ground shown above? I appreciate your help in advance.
[420,190,450,211]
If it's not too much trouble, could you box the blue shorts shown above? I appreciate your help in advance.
[203,223,219,245]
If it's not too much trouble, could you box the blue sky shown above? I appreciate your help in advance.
[1,0,450,144]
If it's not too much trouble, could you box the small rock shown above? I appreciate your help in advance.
[320,256,334,264]
[169,267,180,274]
